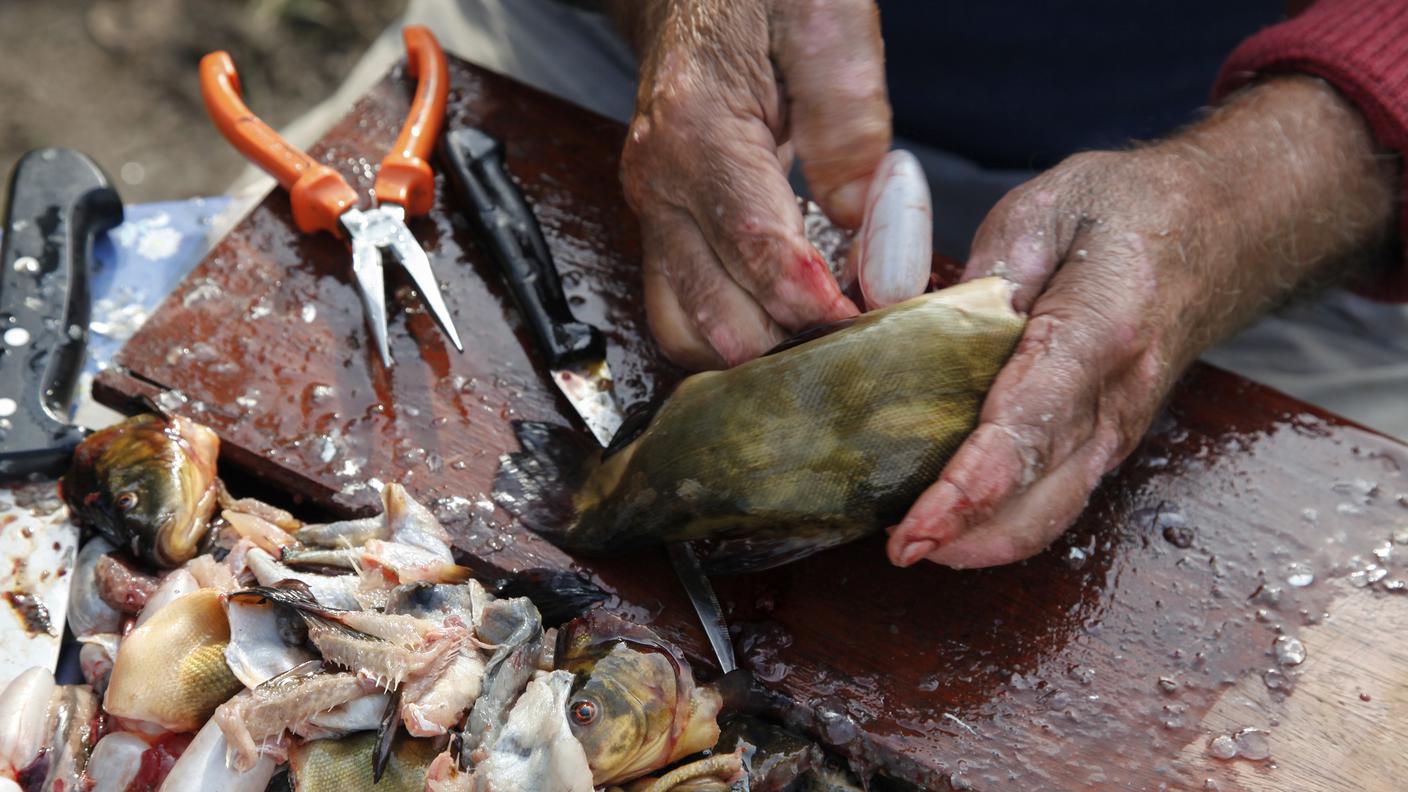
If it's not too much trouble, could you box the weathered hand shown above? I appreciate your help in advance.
[887,76,1398,569]
[608,0,891,368]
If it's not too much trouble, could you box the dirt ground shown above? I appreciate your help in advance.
[0,0,408,208]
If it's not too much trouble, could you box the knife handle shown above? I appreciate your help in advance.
[440,127,603,369]
[0,149,122,478]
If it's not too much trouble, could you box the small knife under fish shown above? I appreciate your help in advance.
[441,127,737,671]
[440,127,620,446]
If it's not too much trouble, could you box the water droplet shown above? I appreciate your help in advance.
[1158,676,1179,693]
[1373,541,1393,563]
[1207,734,1237,760]
[13,256,39,274]
[1285,563,1314,587]
[156,389,188,411]
[1392,525,1408,545]
[1233,728,1270,761]
[3,327,30,347]
[1301,508,1318,523]
[1065,546,1088,568]
[1274,636,1306,666]
[0,398,16,418]
[301,304,317,323]
[917,673,940,692]
[1262,668,1288,690]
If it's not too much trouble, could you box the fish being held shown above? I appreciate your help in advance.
[497,277,1025,573]
[61,412,221,569]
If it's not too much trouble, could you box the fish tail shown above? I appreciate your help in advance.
[492,421,594,541]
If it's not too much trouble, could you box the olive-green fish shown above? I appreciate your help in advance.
[556,611,722,787]
[497,277,1024,573]
[289,731,439,792]
[61,412,220,568]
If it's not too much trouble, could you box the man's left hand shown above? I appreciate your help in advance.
[887,76,1398,569]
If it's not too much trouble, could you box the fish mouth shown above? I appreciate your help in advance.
[155,417,221,565]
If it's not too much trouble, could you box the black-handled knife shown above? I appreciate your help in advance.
[441,127,736,673]
[0,149,123,479]
[440,127,621,446]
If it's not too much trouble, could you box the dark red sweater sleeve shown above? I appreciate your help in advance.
[1212,0,1408,300]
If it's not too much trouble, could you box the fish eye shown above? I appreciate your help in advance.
[570,699,597,726]
[115,491,139,512]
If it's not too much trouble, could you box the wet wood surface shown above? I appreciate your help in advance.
[94,58,1408,790]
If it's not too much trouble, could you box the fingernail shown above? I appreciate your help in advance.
[897,539,937,567]
[826,178,870,227]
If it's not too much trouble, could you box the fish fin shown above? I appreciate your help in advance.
[373,687,402,783]
[230,585,383,642]
[714,668,758,716]
[492,421,593,539]
[491,568,610,626]
[601,400,657,460]
[761,316,860,357]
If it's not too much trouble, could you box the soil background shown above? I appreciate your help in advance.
[0,0,408,209]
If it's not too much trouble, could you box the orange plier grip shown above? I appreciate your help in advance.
[199,52,357,237]
[374,26,449,216]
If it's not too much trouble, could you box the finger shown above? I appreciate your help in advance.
[918,424,1123,569]
[643,266,720,370]
[772,0,891,227]
[642,206,787,367]
[682,121,859,332]
[960,185,1067,313]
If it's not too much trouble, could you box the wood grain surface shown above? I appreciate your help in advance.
[94,58,1408,790]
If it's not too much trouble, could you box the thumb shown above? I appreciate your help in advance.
[772,0,891,228]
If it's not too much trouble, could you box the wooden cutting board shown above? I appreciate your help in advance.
[95,57,1408,790]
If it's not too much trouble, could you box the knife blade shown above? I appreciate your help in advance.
[441,127,737,671]
[440,127,621,446]
[667,542,736,673]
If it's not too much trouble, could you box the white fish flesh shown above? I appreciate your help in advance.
[85,731,149,792]
[158,716,275,792]
[0,666,55,777]
[223,593,316,688]
[134,568,198,627]
[68,537,122,638]
[467,670,593,792]
[245,548,362,610]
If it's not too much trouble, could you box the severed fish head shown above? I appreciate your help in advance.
[61,413,220,568]
[555,611,721,786]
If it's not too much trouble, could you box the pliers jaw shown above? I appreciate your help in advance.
[342,205,465,368]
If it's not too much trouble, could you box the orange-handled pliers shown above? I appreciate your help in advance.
[199,26,461,367]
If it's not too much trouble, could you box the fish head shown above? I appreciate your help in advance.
[62,413,220,568]
[556,611,721,785]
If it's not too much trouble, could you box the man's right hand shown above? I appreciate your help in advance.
[607,0,892,368]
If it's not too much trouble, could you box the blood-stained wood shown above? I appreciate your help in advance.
[96,58,1408,789]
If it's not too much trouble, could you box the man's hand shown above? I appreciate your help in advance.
[607,0,891,368]
[887,76,1399,570]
